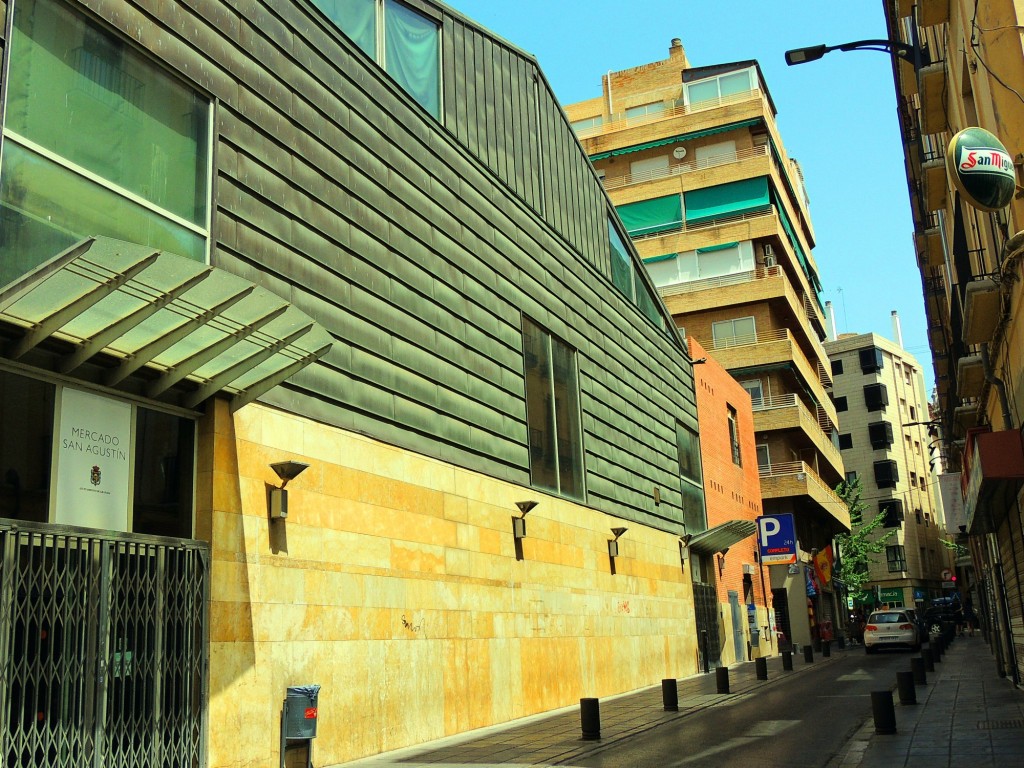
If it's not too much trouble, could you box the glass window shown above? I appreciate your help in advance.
[712,316,756,348]
[314,0,377,58]
[834,395,848,412]
[859,347,884,373]
[625,102,666,119]
[719,70,752,97]
[864,383,889,412]
[831,359,844,376]
[886,545,907,573]
[0,370,55,523]
[2,0,210,285]
[570,115,604,132]
[384,0,440,118]
[633,271,665,329]
[740,379,763,407]
[838,433,853,450]
[874,460,899,489]
[756,444,770,469]
[845,470,858,484]
[727,405,741,466]
[685,68,752,106]
[694,140,737,166]
[608,218,635,299]
[133,406,195,537]
[695,241,754,279]
[868,421,894,449]
[676,423,705,533]
[522,317,584,499]
[630,155,670,178]
[880,499,904,528]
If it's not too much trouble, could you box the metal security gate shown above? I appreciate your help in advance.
[693,583,720,671]
[0,520,209,768]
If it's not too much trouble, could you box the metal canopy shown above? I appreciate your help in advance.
[687,519,757,555]
[0,237,333,411]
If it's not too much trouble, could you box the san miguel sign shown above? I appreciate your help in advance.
[946,127,1017,211]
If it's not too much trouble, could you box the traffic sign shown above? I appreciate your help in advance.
[757,514,797,565]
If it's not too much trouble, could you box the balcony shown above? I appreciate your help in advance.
[956,353,984,399]
[575,87,765,142]
[962,277,1001,344]
[706,328,835,414]
[751,394,844,477]
[922,157,948,211]
[914,227,944,268]
[758,461,851,533]
[602,144,770,192]
[919,0,950,26]
[919,62,948,135]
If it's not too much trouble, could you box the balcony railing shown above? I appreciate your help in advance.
[707,327,788,352]
[574,88,764,139]
[758,460,846,511]
[659,265,781,299]
[750,394,840,461]
[602,144,769,191]
[750,392,798,411]
[631,205,775,244]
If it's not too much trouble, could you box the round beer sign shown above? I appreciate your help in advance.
[946,127,1017,211]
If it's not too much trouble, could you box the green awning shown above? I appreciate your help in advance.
[616,194,683,237]
[590,119,762,161]
[696,241,739,254]
[684,177,769,225]
[773,190,824,312]
[642,253,677,264]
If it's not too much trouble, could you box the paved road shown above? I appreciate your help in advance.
[572,650,910,768]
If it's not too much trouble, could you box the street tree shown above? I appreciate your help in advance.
[833,477,896,605]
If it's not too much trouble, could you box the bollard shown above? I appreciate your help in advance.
[822,641,831,658]
[804,645,814,664]
[782,650,793,671]
[715,665,730,694]
[755,657,768,680]
[837,635,846,651]
[933,639,944,662]
[922,648,935,672]
[911,657,927,685]
[661,679,678,712]
[871,690,897,734]
[896,671,917,705]
[580,698,601,740]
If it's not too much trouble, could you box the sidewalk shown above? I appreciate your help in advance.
[333,646,843,767]
[832,634,1024,768]
[333,637,1024,768]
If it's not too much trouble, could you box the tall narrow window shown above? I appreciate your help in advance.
[522,318,584,498]
[384,0,440,118]
[676,423,706,533]
[608,218,635,299]
[727,405,742,466]
[2,0,211,284]
[886,545,907,573]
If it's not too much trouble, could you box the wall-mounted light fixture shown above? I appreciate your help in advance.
[268,460,310,520]
[608,526,628,559]
[679,533,693,569]
[512,500,538,540]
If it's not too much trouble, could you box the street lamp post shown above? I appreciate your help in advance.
[784,39,926,67]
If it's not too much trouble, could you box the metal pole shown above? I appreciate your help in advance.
[803,645,814,664]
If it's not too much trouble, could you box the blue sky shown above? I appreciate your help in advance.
[449,0,934,391]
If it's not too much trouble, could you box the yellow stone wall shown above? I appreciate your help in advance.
[198,400,699,767]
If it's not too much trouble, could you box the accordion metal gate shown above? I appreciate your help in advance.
[0,520,209,768]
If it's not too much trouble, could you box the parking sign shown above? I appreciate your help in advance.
[757,513,797,565]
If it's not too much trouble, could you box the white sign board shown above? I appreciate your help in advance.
[54,388,132,531]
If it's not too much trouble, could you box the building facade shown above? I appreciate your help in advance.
[826,330,952,609]
[883,0,1024,681]
[565,40,849,650]
[0,1,709,766]
[688,337,770,667]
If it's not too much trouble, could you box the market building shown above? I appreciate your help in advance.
[565,39,849,651]
[882,0,1024,681]
[0,1,708,765]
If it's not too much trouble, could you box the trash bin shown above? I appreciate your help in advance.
[284,685,320,739]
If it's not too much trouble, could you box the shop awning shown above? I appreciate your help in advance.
[589,119,762,161]
[686,519,757,555]
[0,237,333,411]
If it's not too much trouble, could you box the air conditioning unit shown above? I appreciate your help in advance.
[742,563,756,575]
[764,243,776,268]
[764,255,777,268]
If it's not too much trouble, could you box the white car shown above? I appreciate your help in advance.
[864,609,921,654]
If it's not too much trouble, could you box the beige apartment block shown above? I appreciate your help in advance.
[566,39,848,650]
[825,330,953,610]
[884,0,1024,681]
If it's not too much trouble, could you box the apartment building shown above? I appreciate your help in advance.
[0,1,707,765]
[688,337,767,668]
[883,0,1024,681]
[566,39,848,650]
[826,330,952,609]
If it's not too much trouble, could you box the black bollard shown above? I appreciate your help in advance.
[922,648,935,672]
[580,698,601,740]
[871,690,897,734]
[715,665,730,694]
[662,679,678,711]
[755,657,768,680]
[782,650,793,671]
[911,657,927,685]
[822,641,831,658]
[804,645,814,664]
[896,671,917,705]
[933,639,944,662]
[837,635,846,650]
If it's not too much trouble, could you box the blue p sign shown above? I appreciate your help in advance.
[757,513,797,565]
